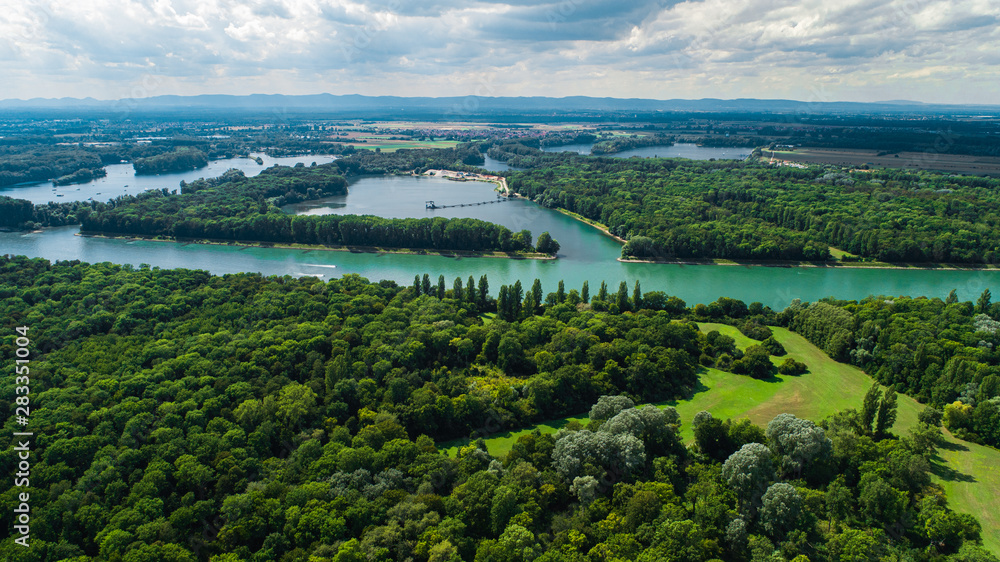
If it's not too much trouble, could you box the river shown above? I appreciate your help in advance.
[0,153,338,205]
[3,171,997,310]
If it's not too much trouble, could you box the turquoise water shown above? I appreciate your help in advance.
[2,173,993,310]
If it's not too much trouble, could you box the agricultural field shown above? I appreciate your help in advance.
[334,137,462,152]
[766,147,1000,176]
[441,323,1000,554]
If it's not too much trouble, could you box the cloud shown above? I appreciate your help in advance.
[0,0,998,103]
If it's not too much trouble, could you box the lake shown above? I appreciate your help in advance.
[0,153,338,204]
[7,172,987,312]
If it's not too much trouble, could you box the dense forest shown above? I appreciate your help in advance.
[332,145,487,176]
[0,145,107,187]
[1,257,996,561]
[0,127,356,190]
[784,293,1000,448]
[589,135,674,155]
[77,164,542,254]
[538,133,597,148]
[132,148,210,175]
[0,196,108,229]
[1,147,550,255]
[495,148,1000,263]
[8,140,1000,264]
[52,167,107,186]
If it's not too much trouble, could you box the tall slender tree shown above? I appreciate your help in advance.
[478,274,490,306]
[616,281,630,311]
[512,280,524,317]
[497,285,510,321]
[860,383,881,435]
[875,388,898,439]
[977,289,992,313]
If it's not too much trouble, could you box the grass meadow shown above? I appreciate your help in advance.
[438,322,1000,553]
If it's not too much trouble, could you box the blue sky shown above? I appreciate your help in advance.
[2,0,998,104]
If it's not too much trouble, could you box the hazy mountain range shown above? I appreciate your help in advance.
[2,94,997,117]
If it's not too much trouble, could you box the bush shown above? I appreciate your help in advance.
[738,320,773,341]
[777,358,808,376]
[761,336,786,356]
[731,345,774,379]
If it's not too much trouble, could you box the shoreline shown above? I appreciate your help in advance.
[617,256,1000,271]
[550,208,627,244]
[76,232,557,261]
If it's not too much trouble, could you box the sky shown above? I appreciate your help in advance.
[1,0,998,104]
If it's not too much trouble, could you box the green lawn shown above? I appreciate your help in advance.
[935,433,1000,555]
[438,322,1000,554]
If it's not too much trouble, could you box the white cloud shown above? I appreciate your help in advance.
[0,0,997,103]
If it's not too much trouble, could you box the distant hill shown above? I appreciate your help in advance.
[1,93,997,118]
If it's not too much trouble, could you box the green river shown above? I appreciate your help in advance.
[2,170,997,308]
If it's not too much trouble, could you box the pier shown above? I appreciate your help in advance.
[425,196,507,210]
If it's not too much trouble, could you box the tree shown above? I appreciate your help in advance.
[490,485,519,535]
[413,275,422,295]
[531,279,543,309]
[497,285,510,321]
[556,280,566,303]
[826,475,853,528]
[478,275,489,306]
[858,474,906,528]
[977,289,992,313]
[760,483,802,540]
[722,443,775,514]
[422,274,432,296]
[570,476,599,505]
[511,280,524,317]
[761,336,786,356]
[827,529,888,562]
[581,280,590,304]
[946,289,959,304]
[731,345,773,379]
[874,388,898,439]
[616,281,630,312]
[551,429,645,481]
[777,358,807,375]
[536,231,560,254]
[692,411,732,461]
[766,413,832,478]
[598,281,608,302]
[622,235,655,258]
[589,395,635,421]
[632,280,643,310]
[453,277,464,301]
[437,275,446,299]
[497,334,524,373]
[467,276,476,305]
[860,383,881,435]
